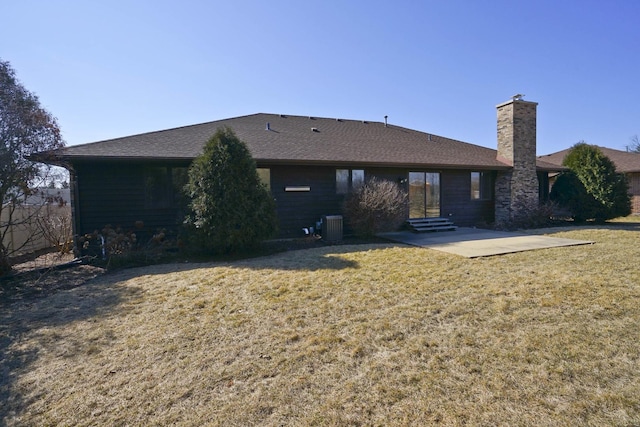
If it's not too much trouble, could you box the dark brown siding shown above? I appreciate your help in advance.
[73,161,188,238]
[263,165,491,237]
[267,165,343,237]
[441,170,495,226]
[72,160,507,242]
[74,161,348,241]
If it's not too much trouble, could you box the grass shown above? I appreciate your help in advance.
[2,220,640,426]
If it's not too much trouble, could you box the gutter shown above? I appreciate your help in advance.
[36,151,570,172]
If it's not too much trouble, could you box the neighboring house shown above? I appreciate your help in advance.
[539,146,640,214]
[34,98,561,245]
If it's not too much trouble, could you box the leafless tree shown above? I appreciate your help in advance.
[1,59,65,275]
[626,135,640,153]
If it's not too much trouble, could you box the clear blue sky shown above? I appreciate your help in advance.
[2,0,639,155]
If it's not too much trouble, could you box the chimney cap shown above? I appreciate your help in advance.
[497,97,538,108]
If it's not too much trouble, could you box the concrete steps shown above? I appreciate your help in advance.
[406,217,457,233]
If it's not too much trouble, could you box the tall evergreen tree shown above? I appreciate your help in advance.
[184,127,277,254]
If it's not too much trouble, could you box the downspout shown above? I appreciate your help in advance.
[99,234,106,260]
[68,165,82,257]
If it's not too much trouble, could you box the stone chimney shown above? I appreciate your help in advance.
[494,97,539,225]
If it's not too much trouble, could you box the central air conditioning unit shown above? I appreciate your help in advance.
[322,215,343,242]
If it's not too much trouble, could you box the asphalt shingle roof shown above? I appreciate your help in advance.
[44,113,559,170]
[539,146,640,173]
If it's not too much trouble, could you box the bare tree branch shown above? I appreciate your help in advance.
[628,135,640,153]
[1,59,65,275]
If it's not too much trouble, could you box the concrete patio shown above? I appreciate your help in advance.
[379,227,593,258]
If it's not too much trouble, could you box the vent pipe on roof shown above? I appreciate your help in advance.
[266,122,270,131]
[384,115,388,127]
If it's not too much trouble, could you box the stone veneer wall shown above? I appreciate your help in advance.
[495,99,540,224]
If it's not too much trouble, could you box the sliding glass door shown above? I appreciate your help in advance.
[408,172,440,219]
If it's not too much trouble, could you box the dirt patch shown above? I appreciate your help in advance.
[10,251,75,273]
[0,253,105,305]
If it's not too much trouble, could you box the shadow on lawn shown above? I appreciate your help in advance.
[0,273,142,426]
[104,242,391,279]
[230,243,377,271]
[0,242,390,422]
[605,220,640,230]
[0,240,398,424]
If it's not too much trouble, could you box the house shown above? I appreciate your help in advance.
[539,146,640,214]
[35,97,561,247]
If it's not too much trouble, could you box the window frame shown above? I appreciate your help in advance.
[470,171,492,201]
[336,168,365,194]
[144,166,189,210]
[257,168,271,191]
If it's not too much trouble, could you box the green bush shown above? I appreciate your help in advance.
[550,171,599,222]
[343,178,407,237]
[184,128,278,254]
[552,143,631,222]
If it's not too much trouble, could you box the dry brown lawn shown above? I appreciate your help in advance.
[2,221,640,426]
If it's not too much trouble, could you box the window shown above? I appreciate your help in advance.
[352,169,364,190]
[336,169,365,194]
[410,171,441,218]
[257,168,271,191]
[336,169,349,194]
[471,171,492,200]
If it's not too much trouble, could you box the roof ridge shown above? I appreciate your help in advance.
[261,113,385,125]
[266,113,495,150]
